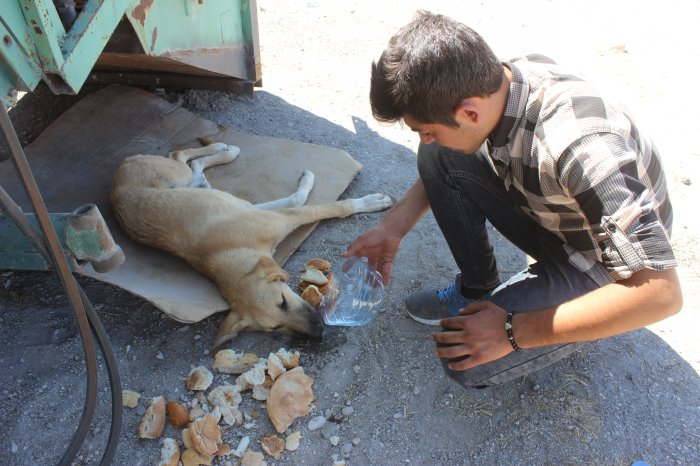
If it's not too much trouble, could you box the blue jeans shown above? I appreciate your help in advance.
[417,142,613,388]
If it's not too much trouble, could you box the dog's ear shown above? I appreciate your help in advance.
[212,311,248,350]
[253,256,289,283]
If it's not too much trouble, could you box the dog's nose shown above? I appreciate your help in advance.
[304,303,324,337]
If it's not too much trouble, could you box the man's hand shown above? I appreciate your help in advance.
[432,301,514,371]
[343,177,431,285]
[343,224,402,285]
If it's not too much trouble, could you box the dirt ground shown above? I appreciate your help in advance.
[1,1,699,465]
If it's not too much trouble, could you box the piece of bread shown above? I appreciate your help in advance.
[212,350,259,374]
[138,396,166,439]
[181,448,212,466]
[182,413,221,457]
[166,401,190,428]
[267,353,287,381]
[299,268,328,285]
[301,284,324,307]
[186,366,213,391]
[122,389,141,408]
[216,443,232,458]
[275,348,301,369]
[297,280,313,292]
[318,273,334,295]
[266,366,315,433]
[304,258,332,274]
[207,385,243,426]
[157,438,180,466]
[261,434,285,459]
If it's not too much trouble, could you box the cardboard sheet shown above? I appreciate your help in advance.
[0,85,362,322]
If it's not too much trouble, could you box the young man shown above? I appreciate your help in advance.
[344,11,683,388]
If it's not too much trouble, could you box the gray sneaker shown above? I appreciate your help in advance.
[406,274,473,325]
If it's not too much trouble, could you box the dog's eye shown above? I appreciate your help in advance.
[278,295,289,312]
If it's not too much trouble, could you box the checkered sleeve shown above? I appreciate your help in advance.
[558,132,677,280]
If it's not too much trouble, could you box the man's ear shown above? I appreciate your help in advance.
[213,311,249,350]
[454,98,481,124]
[253,256,289,283]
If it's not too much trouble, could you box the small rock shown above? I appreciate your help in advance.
[329,435,340,446]
[285,431,302,451]
[308,415,326,431]
[11,442,18,453]
[233,436,250,457]
[392,412,403,419]
[413,387,420,396]
[340,442,353,454]
[156,351,164,360]
[351,437,361,446]
[341,406,354,416]
[353,365,360,374]
[321,422,339,439]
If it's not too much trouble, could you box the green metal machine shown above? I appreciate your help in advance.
[0,0,261,109]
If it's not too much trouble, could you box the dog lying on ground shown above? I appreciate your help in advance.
[110,142,392,348]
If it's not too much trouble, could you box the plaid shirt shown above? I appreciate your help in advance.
[489,54,676,283]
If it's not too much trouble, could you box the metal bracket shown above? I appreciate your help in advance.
[0,203,125,272]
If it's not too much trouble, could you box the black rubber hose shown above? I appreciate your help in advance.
[0,104,121,465]
[78,285,123,466]
[0,186,123,466]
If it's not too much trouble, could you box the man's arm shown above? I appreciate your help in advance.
[344,177,431,284]
[434,267,683,370]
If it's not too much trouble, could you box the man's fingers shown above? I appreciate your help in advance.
[447,355,483,371]
[378,261,393,285]
[434,342,470,359]
[431,329,467,344]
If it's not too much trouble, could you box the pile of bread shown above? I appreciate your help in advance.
[127,348,315,466]
[298,258,338,308]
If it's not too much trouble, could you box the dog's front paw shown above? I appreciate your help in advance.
[352,193,393,213]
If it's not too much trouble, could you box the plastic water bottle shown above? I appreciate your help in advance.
[319,257,384,326]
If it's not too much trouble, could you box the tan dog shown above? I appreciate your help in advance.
[110,143,392,348]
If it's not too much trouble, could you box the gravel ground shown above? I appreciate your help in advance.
[1,1,699,465]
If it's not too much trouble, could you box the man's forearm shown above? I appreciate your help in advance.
[380,177,431,236]
[514,267,683,348]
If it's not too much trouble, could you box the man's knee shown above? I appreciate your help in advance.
[416,142,443,182]
[440,342,587,389]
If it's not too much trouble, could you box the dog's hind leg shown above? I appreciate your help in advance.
[168,143,240,164]
[167,144,241,189]
[254,170,315,210]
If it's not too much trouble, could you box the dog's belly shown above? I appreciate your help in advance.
[113,186,280,261]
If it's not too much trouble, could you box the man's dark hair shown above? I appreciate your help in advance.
[370,11,503,127]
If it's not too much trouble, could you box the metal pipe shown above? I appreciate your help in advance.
[0,103,101,465]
